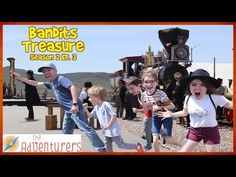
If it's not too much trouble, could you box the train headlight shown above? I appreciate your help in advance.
[171,44,189,61]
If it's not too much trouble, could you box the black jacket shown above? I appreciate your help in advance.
[24,78,41,105]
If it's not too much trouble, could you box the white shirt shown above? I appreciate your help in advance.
[184,94,228,128]
[91,101,121,137]
[79,90,88,102]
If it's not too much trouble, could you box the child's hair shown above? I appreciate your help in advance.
[118,79,126,85]
[141,68,158,82]
[87,85,107,101]
[125,76,141,86]
[185,78,218,95]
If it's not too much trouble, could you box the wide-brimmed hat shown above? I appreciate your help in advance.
[38,63,57,72]
[180,69,221,89]
[26,70,34,76]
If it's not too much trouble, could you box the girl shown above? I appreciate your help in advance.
[157,69,233,152]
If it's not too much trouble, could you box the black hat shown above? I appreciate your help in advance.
[180,69,221,89]
[217,78,223,83]
[26,70,34,76]
[84,82,92,88]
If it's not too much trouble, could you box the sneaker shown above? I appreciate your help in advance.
[143,145,152,151]
[98,148,106,152]
[136,143,144,152]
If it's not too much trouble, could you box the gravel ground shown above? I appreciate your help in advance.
[116,113,233,152]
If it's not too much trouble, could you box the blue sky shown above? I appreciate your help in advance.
[3,24,233,74]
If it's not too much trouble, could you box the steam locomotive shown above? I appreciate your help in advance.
[110,27,192,91]
[109,27,233,124]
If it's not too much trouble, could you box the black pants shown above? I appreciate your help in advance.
[27,104,34,119]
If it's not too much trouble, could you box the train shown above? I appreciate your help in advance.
[110,27,233,124]
[110,27,191,91]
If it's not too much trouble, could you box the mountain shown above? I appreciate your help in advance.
[3,66,112,98]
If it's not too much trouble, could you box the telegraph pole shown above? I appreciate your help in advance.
[213,57,216,78]
[190,44,200,62]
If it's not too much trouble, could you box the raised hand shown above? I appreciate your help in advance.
[156,108,172,119]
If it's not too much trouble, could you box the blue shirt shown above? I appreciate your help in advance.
[44,75,83,113]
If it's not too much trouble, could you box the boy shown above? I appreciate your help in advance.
[125,76,152,151]
[83,85,144,152]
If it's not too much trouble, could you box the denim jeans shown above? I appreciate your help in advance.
[152,115,173,137]
[62,108,105,152]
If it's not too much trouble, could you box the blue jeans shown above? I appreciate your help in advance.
[62,108,105,152]
[151,115,173,137]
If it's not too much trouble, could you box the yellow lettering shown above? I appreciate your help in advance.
[46,41,55,52]
[70,28,78,39]
[72,54,77,61]
[29,26,37,39]
[54,42,62,52]
[30,54,54,60]
[21,41,31,53]
[31,42,38,52]
[38,41,47,52]
[44,28,52,39]
[61,26,69,39]
[22,40,84,53]
[52,26,59,38]
[76,41,85,52]
[37,28,45,39]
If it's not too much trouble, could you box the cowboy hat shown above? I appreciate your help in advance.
[180,69,221,89]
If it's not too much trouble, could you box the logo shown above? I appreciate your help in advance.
[3,136,19,152]
[3,134,81,152]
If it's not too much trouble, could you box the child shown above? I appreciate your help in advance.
[83,85,144,152]
[157,69,233,152]
[141,70,183,152]
[14,62,106,152]
[125,76,153,151]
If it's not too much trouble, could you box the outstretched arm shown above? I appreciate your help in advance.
[157,107,188,119]
[14,72,46,89]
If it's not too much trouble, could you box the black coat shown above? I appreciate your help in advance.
[24,78,41,105]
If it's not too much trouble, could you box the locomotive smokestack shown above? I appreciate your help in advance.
[158,27,189,61]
